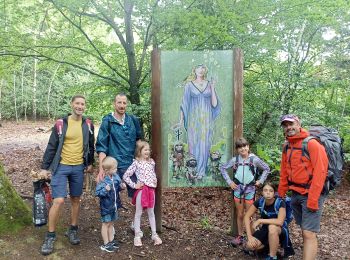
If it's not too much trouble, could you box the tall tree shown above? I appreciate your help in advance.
[1,0,162,106]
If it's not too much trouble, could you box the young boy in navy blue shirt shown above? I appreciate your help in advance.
[96,156,121,253]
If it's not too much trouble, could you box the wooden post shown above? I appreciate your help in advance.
[231,48,243,235]
[151,49,162,232]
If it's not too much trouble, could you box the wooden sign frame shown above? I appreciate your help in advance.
[151,49,243,234]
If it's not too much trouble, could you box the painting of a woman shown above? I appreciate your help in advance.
[180,64,221,179]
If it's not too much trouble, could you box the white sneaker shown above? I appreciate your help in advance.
[135,231,143,238]
[152,234,162,245]
[134,236,142,247]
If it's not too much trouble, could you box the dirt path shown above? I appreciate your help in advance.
[0,121,349,259]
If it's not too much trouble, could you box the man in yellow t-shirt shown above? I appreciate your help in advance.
[39,95,95,256]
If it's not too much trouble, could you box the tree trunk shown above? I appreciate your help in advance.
[124,0,140,105]
[47,64,60,119]
[0,79,2,121]
[13,72,18,122]
[21,62,27,121]
[0,163,32,234]
[33,57,37,121]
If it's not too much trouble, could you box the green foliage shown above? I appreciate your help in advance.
[345,151,350,159]
[200,215,213,230]
[0,163,32,234]
[1,0,350,152]
[255,144,282,184]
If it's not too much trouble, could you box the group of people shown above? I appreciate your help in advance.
[220,114,328,260]
[39,93,161,255]
[38,92,328,260]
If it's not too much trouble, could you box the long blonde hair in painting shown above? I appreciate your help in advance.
[184,64,208,83]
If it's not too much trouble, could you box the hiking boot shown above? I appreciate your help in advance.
[151,233,162,245]
[230,235,243,247]
[65,228,80,245]
[110,239,120,249]
[100,242,116,253]
[40,235,56,255]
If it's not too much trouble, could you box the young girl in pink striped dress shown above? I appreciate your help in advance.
[123,141,162,247]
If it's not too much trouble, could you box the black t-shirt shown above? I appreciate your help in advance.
[253,198,286,219]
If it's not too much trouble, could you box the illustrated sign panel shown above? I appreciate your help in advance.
[160,50,234,187]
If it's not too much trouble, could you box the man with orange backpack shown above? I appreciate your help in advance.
[278,114,328,260]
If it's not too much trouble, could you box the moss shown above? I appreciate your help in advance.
[0,163,32,234]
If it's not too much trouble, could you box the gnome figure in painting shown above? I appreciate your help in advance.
[209,150,222,181]
[180,64,221,179]
[185,155,198,185]
[170,142,185,179]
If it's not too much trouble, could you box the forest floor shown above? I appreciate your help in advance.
[0,121,349,260]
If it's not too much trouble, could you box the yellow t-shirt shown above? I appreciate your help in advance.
[60,116,84,165]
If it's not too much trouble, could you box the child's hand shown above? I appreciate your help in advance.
[96,169,105,183]
[135,182,144,189]
[247,236,260,249]
[255,181,262,187]
[229,182,237,190]
[252,220,261,231]
[120,183,126,190]
[105,184,111,191]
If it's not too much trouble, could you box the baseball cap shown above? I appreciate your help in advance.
[280,114,300,125]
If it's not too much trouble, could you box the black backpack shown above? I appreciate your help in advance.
[33,180,51,226]
[284,125,344,193]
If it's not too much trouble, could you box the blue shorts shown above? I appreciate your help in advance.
[51,163,84,199]
[232,185,256,204]
[233,190,255,203]
[101,211,117,223]
[291,192,326,233]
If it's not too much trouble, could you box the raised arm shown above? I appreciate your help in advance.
[209,79,218,107]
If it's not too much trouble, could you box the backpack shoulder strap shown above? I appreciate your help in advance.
[283,141,290,154]
[274,197,282,215]
[130,114,144,139]
[249,156,256,177]
[55,119,64,136]
[85,118,93,134]
[302,136,316,160]
[130,114,137,126]
[232,155,239,172]
[249,156,254,165]
[258,197,265,214]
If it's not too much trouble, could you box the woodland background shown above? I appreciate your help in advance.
[1,1,350,259]
[0,0,349,157]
